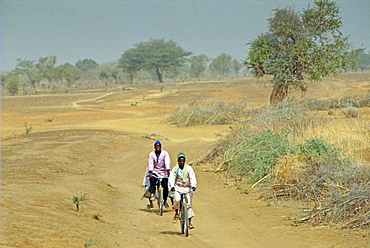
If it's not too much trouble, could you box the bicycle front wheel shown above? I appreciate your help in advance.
[181,203,189,236]
[158,187,164,216]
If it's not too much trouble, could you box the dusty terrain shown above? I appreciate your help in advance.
[1,74,370,247]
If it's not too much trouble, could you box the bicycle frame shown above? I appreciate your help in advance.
[151,174,166,216]
[176,189,193,237]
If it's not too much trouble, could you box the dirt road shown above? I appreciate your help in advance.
[1,77,369,247]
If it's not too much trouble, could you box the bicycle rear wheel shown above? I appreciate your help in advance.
[158,187,163,216]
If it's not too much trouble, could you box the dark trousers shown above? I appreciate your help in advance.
[149,177,169,203]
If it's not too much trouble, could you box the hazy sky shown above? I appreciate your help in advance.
[1,0,369,71]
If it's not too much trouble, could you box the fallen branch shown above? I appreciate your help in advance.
[251,174,270,188]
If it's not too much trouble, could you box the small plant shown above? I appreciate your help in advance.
[160,85,165,92]
[343,106,359,118]
[84,237,105,248]
[51,85,59,93]
[24,122,33,134]
[72,193,89,211]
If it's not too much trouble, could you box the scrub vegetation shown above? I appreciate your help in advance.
[192,101,370,228]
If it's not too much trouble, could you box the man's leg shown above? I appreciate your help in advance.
[149,177,157,200]
[172,191,181,223]
[161,178,169,206]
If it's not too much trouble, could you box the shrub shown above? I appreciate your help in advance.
[199,100,370,228]
[6,76,20,96]
[252,101,308,133]
[220,130,295,183]
[167,100,246,127]
[342,106,359,118]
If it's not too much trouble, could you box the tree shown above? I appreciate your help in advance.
[55,63,82,87]
[99,67,121,84]
[15,58,41,88]
[189,54,209,78]
[117,48,143,83]
[14,58,42,95]
[245,0,360,104]
[357,50,370,71]
[119,38,192,82]
[210,53,233,76]
[6,76,20,96]
[36,56,57,84]
[75,59,99,72]
[232,58,242,76]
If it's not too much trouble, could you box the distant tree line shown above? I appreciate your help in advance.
[1,39,244,96]
[1,0,365,103]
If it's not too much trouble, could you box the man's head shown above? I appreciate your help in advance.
[177,152,186,167]
[154,141,162,152]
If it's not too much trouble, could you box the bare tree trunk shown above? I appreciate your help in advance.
[128,73,134,84]
[155,67,163,82]
[270,84,289,105]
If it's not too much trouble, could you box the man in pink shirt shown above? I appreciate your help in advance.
[148,141,171,208]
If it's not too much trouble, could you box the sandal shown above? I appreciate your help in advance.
[172,214,178,223]
[189,223,194,229]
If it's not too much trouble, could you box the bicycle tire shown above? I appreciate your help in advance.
[183,203,189,237]
[180,202,185,234]
[159,187,163,216]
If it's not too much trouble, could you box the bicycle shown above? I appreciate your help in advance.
[151,174,166,216]
[175,189,193,237]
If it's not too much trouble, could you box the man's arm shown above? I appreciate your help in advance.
[188,166,197,188]
[168,167,175,189]
[164,151,171,170]
[148,152,154,174]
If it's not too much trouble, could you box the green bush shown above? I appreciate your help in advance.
[6,76,20,96]
[224,130,295,183]
[202,100,370,228]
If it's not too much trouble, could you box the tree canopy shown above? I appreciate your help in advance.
[210,53,233,76]
[244,0,360,104]
[357,50,370,71]
[118,38,192,82]
[15,58,41,88]
[55,63,82,87]
[117,48,144,83]
[189,54,209,78]
[36,56,57,84]
[75,59,99,72]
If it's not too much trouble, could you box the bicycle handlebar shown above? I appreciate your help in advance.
[150,173,167,179]
[174,189,193,194]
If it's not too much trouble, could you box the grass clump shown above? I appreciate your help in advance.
[167,100,246,127]
[84,237,105,248]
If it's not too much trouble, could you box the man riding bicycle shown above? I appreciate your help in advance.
[147,141,171,208]
[169,152,197,229]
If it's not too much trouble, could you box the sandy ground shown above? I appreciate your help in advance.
[1,74,370,247]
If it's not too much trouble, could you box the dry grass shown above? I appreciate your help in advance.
[166,99,247,127]
[294,117,370,161]
[195,100,370,228]
[273,153,308,184]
